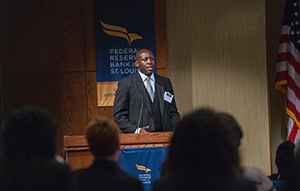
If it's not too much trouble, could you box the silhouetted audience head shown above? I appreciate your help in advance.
[0,106,77,191]
[287,140,300,191]
[165,108,242,191]
[86,116,120,159]
[2,106,56,160]
[274,141,295,180]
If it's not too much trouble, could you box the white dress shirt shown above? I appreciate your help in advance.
[138,71,155,93]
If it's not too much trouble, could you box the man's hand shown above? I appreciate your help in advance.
[139,126,149,133]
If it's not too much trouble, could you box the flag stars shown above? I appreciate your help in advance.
[294,2,297,7]
[297,40,300,44]
[295,12,298,16]
[297,31,300,35]
[291,31,295,35]
[296,21,300,25]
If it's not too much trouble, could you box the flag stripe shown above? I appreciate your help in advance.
[276,70,288,80]
[288,83,300,106]
[275,70,288,84]
[276,61,288,72]
[288,74,300,98]
[281,25,291,35]
[287,87,300,115]
[278,52,300,73]
[287,117,294,135]
[280,34,290,44]
[290,42,300,63]
[289,122,298,142]
[277,43,300,71]
[286,100,300,128]
[278,44,289,54]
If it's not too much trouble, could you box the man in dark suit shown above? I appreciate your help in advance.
[113,49,180,133]
[74,117,143,191]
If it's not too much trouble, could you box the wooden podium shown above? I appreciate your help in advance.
[64,132,172,170]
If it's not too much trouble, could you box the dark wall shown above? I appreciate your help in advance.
[0,0,168,155]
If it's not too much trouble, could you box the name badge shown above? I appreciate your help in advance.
[164,91,173,103]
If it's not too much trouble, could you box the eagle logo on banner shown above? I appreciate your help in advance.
[136,164,151,173]
[100,21,142,45]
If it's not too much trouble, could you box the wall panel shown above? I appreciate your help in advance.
[167,0,271,173]
[2,72,88,154]
[2,0,86,73]
[167,1,193,115]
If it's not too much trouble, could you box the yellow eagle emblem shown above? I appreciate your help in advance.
[136,164,151,173]
[100,21,142,45]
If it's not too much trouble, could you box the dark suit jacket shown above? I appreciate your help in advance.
[113,73,180,133]
[74,159,143,191]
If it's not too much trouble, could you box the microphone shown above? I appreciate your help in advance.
[137,99,143,128]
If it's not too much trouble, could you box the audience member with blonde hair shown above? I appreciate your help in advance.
[74,116,143,191]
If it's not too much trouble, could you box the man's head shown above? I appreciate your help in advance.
[86,117,120,159]
[275,141,295,178]
[135,49,155,76]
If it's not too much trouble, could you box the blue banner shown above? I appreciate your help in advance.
[94,0,156,106]
[119,147,167,191]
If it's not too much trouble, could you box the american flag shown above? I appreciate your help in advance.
[275,0,300,143]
